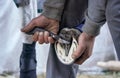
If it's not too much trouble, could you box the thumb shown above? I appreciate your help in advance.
[72,43,86,60]
[21,20,36,32]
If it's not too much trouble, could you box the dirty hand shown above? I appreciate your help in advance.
[21,15,59,44]
[72,32,95,64]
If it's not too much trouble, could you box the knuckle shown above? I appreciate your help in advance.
[31,18,38,25]
[80,45,85,49]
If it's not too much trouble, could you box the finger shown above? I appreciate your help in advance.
[72,44,86,60]
[48,37,55,43]
[38,32,44,44]
[75,52,88,64]
[32,32,39,41]
[44,31,49,43]
[21,19,36,32]
[75,50,91,64]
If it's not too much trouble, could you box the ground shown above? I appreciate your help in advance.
[37,72,120,78]
[0,72,120,78]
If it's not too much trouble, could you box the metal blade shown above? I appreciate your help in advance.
[58,38,70,44]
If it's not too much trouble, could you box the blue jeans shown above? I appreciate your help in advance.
[20,42,37,78]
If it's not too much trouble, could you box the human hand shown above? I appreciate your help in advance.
[21,15,59,44]
[72,32,95,64]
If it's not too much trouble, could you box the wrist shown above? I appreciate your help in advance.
[81,32,95,40]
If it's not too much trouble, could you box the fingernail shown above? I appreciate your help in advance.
[39,32,43,36]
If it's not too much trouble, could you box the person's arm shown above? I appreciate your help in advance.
[82,0,107,36]
[72,0,107,64]
[21,0,66,44]
[41,0,66,21]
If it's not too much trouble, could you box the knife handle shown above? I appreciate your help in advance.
[25,27,60,40]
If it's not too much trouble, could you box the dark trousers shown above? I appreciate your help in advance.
[20,42,37,78]
[108,24,120,60]
[46,44,78,78]
[20,43,78,78]
[106,0,120,60]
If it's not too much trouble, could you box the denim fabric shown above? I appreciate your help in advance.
[20,42,37,78]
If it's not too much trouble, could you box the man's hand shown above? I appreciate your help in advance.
[21,15,59,44]
[72,32,95,64]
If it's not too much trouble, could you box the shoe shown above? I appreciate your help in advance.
[97,61,120,71]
